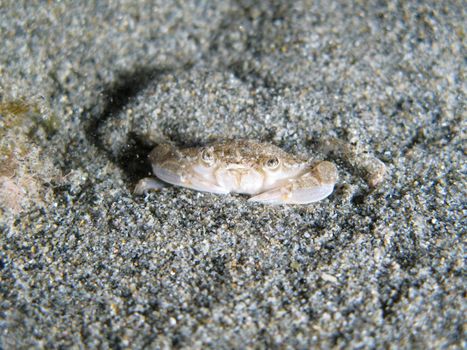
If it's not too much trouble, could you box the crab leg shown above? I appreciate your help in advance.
[134,177,167,195]
[248,161,338,204]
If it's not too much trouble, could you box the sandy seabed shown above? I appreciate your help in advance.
[0,1,464,349]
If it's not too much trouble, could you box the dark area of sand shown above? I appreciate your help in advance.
[0,1,465,348]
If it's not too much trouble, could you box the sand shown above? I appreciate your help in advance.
[0,1,464,348]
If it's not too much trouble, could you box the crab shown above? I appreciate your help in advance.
[135,140,338,204]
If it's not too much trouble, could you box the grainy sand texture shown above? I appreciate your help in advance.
[0,1,465,349]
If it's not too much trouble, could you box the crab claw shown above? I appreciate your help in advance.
[248,161,337,205]
[153,164,230,195]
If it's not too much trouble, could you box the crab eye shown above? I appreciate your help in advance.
[265,157,280,169]
[201,148,215,165]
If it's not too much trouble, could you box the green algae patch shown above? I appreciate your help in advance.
[0,99,31,117]
[0,99,60,139]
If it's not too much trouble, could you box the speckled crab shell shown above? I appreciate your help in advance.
[135,140,338,205]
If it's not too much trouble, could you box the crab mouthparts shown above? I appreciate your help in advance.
[225,163,252,170]
[216,167,263,194]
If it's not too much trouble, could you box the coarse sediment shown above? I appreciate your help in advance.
[0,1,464,349]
